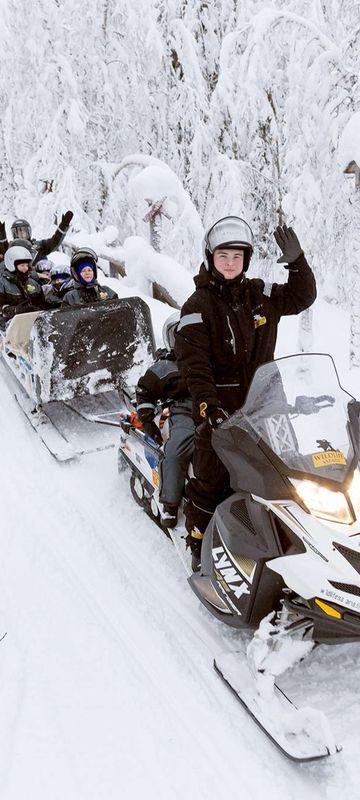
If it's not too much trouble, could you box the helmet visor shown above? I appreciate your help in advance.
[206,217,254,253]
[11,223,31,240]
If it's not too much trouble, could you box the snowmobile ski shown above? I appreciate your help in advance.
[214,651,340,762]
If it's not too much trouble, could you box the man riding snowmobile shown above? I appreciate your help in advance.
[174,217,317,569]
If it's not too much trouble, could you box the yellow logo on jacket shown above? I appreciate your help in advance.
[254,314,267,328]
[26,284,36,293]
[99,291,108,299]
[200,402,208,418]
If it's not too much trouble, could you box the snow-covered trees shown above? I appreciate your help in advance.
[0,0,359,358]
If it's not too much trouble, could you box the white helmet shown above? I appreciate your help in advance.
[4,244,33,273]
[203,216,254,271]
[50,264,71,279]
[162,311,180,351]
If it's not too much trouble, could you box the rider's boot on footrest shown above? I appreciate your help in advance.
[160,503,178,529]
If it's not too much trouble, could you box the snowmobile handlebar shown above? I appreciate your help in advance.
[289,394,335,416]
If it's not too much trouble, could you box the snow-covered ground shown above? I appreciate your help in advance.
[1,285,359,799]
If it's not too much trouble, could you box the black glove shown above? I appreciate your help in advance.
[141,420,162,445]
[60,210,73,229]
[1,304,16,320]
[15,301,38,314]
[273,224,303,265]
[200,404,229,429]
[0,221,6,241]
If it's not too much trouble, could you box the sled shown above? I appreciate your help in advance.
[0,297,155,460]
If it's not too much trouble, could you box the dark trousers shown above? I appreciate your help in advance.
[159,400,195,505]
[184,422,231,535]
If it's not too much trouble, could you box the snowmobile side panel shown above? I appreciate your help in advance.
[195,495,287,627]
[283,595,360,645]
[214,652,339,762]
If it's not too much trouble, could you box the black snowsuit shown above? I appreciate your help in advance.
[0,269,45,325]
[174,253,317,537]
[0,219,72,267]
[43,282,72,309]
[61,281,118,307]
[136,351,195,506]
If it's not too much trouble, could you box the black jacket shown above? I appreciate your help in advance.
[43,283,72,309]
[0,270,45,315]
[61,281,118,307]
[0,220,72,267]
[136,351,190,424]
[174,254,316,421]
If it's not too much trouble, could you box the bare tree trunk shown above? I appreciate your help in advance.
[350,260,360,369]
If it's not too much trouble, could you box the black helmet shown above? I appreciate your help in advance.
[70,247,98,283]
[11,218,32,240]
[203,216,254,272]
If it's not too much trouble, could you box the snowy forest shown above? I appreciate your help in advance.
[1,0,360,358]
[2,3,360,797]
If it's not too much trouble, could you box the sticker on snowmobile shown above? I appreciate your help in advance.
[253,314,267,328]
[152,468,160,488]
[311,450,346,467]
[212,546,250,601]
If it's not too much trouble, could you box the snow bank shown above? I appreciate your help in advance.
[338,112,360,171]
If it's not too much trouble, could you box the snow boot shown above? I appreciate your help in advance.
[160,503,178,529]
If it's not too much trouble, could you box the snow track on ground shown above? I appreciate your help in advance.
[0,369,352,799]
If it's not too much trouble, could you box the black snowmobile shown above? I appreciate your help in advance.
[118,352,360,762]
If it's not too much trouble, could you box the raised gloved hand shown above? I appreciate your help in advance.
[141,420,163,446]
[0,221,6,241]
[273,224,303,265]
[200,402,229,429]
[60,210,74,229]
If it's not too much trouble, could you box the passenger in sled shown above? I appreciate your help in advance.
[61,247,118,307]
[0,211,74,268]
[175,217,317,570]
[0,241,46,327]
[43,264,73,308]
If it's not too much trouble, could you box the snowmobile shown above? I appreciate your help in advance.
[118,351,360,762]
[0,297,155,461]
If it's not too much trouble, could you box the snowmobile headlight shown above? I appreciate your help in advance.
[348,468,360,518]
[290,478,354,524]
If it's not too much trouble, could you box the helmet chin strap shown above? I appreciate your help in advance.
[211,266,245,284]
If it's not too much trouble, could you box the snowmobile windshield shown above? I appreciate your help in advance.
[224,354,358,484]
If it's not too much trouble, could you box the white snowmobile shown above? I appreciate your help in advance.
[0,297,155,461]
[118,352,360,762]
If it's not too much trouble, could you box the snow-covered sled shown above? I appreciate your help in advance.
[0,297,155,461]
